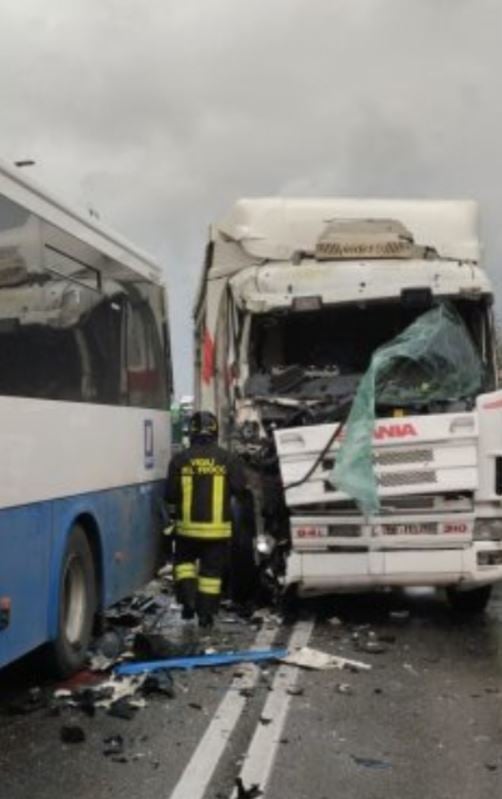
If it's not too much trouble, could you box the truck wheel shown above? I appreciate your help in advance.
[446,585,492,614]
[44,525,97,677]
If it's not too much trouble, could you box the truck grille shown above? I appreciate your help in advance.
[374,448,433,466]
[377,470,438,488]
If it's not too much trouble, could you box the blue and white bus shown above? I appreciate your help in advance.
[0,163,172,675]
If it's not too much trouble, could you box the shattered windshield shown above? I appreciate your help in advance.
[245,298,492,414]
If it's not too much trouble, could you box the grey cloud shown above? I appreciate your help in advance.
[0,0,501,391]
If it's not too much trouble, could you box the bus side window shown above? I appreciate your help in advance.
[82,297,125,405]
[126,300,167,409]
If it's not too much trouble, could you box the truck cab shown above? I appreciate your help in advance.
[194,198,502,610]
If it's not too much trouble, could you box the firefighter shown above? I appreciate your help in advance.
[165,411,247,628]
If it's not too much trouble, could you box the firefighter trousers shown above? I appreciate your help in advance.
[174,536,229,621]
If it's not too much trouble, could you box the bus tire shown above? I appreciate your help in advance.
[44,525,97,677]
[446,584,492,614]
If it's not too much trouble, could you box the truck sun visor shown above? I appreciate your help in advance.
[332,303,484,515]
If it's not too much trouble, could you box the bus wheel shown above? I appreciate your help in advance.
[446,585,492,614]
[45,525,97,677]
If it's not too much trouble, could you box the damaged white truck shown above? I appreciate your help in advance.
[194,198,502,611]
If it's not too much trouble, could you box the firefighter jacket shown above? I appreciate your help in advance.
[165,441,247,540]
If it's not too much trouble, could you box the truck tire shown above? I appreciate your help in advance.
[446,585,492,614]
[44,525,97,677]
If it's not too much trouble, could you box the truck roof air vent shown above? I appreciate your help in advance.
[315,218,415,261]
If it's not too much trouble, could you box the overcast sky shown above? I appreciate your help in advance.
[0,0,501,395]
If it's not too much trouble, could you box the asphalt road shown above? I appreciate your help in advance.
[1,588,502,799]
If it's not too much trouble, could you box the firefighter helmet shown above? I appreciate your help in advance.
[189,411,218,442]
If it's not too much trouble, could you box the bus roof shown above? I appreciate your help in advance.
[0,160,162,284]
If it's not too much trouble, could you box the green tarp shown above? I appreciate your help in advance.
[332,303,484,515]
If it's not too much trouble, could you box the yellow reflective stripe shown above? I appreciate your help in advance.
[182,475,193,525]
[198,576,222,595]
[174,562,197,580]
[177,523,231,540]
[212,474,224,526]
[178,521,231,533]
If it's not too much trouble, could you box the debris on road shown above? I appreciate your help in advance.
[89,654,116,673]
[102,734,125,757]
[132,632,199,660]
[352,754,392,770]
[107,697,138,721]
[378,633,397,644]
[235,777,263,798]
[94,630,124,660]
[389,609,410,622]
[142,670,175,698]
[281,647,371,672]
[95,675,147,708]
[6,687,48,716]
[60,724,86,744]
[356,639,388,655]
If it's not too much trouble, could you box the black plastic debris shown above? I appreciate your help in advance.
[73,688,97,718]
[60,724,86,744]
[259,717,272,725]
[235,777,263,798]
[108,698,137,721]
[95,630,124,660]
[7,687,48,716]
[352,755,392,770]
[188,702,203,711]
[142,670,175,698]
[485,763,498,772]
[105,609,143,628]
[133,632,200,660]
[378,634,397,644]
[103,734,125,757]
[286,686,304,697]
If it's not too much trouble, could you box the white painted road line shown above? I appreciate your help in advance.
[168,625,278,799]
[230,619,314,798]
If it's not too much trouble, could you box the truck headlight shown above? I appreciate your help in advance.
[256,534,274,555]
[474,520,502,541]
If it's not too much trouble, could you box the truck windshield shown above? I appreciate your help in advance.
[246,298,494,407]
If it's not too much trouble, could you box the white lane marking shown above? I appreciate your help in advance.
[231,619,314,798]
[168,625,278,799]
